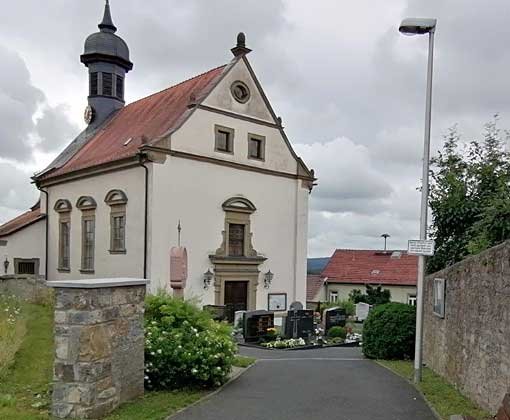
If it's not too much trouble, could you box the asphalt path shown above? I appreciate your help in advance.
[169,346,437,420]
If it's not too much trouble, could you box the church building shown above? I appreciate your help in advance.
[0,1,315,320]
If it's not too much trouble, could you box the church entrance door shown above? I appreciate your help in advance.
[224,281,248,323]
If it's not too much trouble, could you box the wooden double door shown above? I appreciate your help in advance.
[224,281,248,323]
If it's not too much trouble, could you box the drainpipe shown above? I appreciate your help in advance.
[35,184,49,281]
[138,153,149,279]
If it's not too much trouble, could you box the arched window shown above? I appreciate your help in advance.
[76,196,97,272]
[54,199,72,271]
[105,190,128,253]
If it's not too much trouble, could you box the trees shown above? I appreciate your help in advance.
[428,116,510,273]
[348,285,391,305]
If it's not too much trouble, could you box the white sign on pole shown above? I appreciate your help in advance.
[408,239,435,256]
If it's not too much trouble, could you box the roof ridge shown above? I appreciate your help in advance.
[124,63,228,109]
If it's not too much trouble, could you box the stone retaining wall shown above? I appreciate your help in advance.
[0,275,52,303]
[48,279,148,419]
[423,241,510,414]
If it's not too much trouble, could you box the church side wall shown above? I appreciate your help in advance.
[0,220,46,277]
[46,166,146,281]
[149,155,308,310]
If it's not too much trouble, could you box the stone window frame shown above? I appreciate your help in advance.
[214,125,235,155]
[230,80,251,104]
[13,258,40,276]
[105,190,128,254]
[54,199,72,272]
[329,290,338,302]
[76,196,97,274]
[221,197,257,258]
[247,133,266,161]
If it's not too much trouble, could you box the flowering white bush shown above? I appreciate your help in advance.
[144,294,237,389]
[261,337,306,349]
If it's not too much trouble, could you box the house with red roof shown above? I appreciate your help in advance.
[307,249,418,306]
[1,2,315,321]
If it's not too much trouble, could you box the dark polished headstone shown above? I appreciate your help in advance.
[243,310,274,342]
[324,307,347,332]
[284,309,314,339]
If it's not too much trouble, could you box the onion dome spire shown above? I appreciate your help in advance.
[98,0,117,33]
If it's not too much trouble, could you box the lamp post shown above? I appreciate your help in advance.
[399,17,437,384]
[381,233,390,251]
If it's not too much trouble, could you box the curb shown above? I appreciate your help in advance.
[165,362,256,419]
[375,361,442,420]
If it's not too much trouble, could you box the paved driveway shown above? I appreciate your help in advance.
[170,346,436,420]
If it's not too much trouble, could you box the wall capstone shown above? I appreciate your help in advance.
[47,278,148,419]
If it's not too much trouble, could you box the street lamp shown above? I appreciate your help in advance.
[399,17,437,384]
[381,233,390,251]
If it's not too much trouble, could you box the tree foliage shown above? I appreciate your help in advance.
[428,116,510,273]
[348,285,391,305]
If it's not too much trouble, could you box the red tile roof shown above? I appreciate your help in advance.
[39,64,229,180]
[0,207,45,238]
[322,249,418,286]
[307,274,324,302]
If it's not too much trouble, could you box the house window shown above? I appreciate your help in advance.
[105,190,128,254]
[408,294,417,306]
[102,73,113,96]
[248,134,265,160]
[14,258,39,276]
[90,72,98,96]
[59,221,70,270]
[214,125,234,153]
[228,224,245,257]
[329,290,338,302]
[76,196,97,273]
[116,75,124,100]
[54,199,72,272]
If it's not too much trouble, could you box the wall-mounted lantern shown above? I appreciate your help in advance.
[203,269,214,290]
[264,270,274,289]
[3,257,9,274]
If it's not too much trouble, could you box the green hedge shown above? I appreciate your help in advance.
[144,294,236,390]
[327,326,347,339]
[362,302,416,360]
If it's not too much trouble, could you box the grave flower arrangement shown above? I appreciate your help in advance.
[261,337,306,349]
[144,294,236,390]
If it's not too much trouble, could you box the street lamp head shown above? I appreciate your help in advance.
[399,18,437,35]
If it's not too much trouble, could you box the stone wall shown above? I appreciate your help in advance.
[48,279,148,419]
[0,275,52,303]
[423,241,510,414]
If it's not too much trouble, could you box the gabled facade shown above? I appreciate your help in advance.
[19,2,315,318]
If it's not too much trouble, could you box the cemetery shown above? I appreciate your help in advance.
[234,300,363,350]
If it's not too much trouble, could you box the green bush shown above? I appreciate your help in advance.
[362,302,416,360]
[319,300,355,316]
[327,326,347,339]
[144,294,236,390]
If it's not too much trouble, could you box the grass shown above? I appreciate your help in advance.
[233,355,256,368]
[378,360,492,420]
[0,296,26,377]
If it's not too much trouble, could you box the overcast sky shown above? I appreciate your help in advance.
[1,0,510,257]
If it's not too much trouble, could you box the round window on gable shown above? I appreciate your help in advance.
[230,81,250,103]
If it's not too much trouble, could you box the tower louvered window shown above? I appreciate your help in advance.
[116,75,124,100]
[90,72,98,96]
[102,73,113,96]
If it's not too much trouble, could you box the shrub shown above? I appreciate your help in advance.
[362,302,416,360]
[144,294,237,390]
[327,326,347,339]
[319,300,355,317]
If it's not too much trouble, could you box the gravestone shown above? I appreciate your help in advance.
[203,305,227,321]
[234,310,246,330]
[243,310,274,342]
[284,309,314,339]
[289,301,304,311]
[324,307,347,331]
[356,302,371,321]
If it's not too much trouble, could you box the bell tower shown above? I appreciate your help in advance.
[80,1,133,128]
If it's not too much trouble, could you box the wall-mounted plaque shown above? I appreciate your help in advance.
[268,293,287,311]
[433,278,445,318]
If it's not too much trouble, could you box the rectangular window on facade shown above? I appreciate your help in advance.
[14,258,39,276]
[248,134,265,160]
[408,295,417,306]
[214,125,234,153]
[110,213,126,252]
[90,72,98,96]
[59,221,70,270]
[329,290,338,302]
[81,217,95,271]
[116,75,124,100]
[228,223,245,257]
[102,73,113,96]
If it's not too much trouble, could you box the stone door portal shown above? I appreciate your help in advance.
[224,281,248,323]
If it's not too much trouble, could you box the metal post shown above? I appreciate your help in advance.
[414,28,435,384]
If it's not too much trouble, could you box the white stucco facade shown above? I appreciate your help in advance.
[325,283,417,304]
[0,219,46,277]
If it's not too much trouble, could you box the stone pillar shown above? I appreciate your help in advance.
[47,278,148,419]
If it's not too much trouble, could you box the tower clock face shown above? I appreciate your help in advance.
[84,105,95,124]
